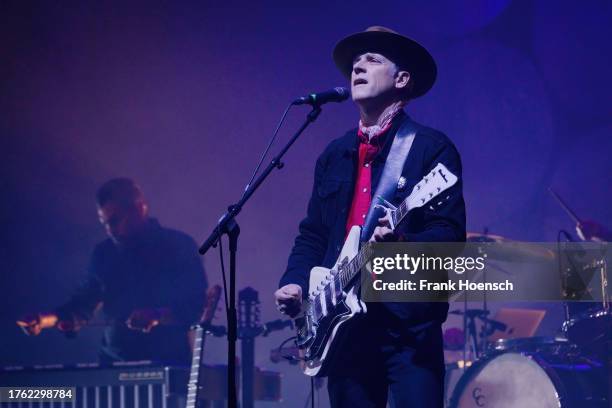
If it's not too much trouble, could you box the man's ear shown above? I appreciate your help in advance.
[135,200,148,217]
[395,70,411,91]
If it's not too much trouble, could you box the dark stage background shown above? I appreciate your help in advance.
[1,1,611,406]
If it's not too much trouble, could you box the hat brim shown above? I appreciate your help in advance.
[333,31,437,98]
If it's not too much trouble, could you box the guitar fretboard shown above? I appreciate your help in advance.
[337,244,373,289]
[336,189,418,290]
[185,326,204,408]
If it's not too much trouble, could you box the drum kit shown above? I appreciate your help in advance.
[444,228,611,408]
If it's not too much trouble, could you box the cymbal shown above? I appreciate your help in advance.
[465,232,555,262]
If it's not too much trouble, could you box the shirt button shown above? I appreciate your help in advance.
[362,188,368,193]
[364,163,369,168]
[362,214,366,219]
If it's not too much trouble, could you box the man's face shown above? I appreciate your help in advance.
[97,201,147,244]
[351,52,401,104]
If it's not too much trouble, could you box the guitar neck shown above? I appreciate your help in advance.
[185,326,205,408]
[337,244,374,290]
[185,285,222,408]
[336,163,457,290]
[336,197,413,290]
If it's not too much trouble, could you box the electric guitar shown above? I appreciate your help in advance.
[185,285,222,408]
[295,163,458,376]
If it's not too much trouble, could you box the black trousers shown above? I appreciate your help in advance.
[327,311,445,408]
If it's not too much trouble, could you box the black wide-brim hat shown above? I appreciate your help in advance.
[333,26,437,98]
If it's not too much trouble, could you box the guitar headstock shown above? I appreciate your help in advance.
[238,287,261,337]
[407,163,458,210]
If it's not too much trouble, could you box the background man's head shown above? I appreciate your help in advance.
[96,178,149,244]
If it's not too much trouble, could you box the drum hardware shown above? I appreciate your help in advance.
[459,229,556,358]
[466,232,556,263]
[556,235,610,360]
[562,308,612,360]
[550,189,610,312]
[595,257,608,311]
[447,191,611,407]
[488,335,572,354]
[449,337,608,408]
[451,229,516,361]
[557,232,606,302]
[549,188,611,408]
[448,309,507,360]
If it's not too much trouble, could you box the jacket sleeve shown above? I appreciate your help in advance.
[279,153,330,297]
[55,247,106,322]
[165,235,208,327]
[397,135,467,243]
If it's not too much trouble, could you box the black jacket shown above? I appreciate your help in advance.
[280,112,466,325]
[57,219,207,364]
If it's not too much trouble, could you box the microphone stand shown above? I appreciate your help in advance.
[198,105,322,408]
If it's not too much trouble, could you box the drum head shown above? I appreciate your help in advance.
[489,336,570,353]
[451,353,560,408]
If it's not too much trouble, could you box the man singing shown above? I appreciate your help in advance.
[275,27,466,407]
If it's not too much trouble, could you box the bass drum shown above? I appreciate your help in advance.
[449,339,607,408]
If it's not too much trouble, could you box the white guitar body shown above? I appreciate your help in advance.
[302,226,366,376]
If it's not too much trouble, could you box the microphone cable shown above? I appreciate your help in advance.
[242,102,294,197]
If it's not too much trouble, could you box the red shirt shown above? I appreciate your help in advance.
[345,125,392,236]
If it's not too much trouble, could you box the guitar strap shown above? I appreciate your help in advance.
[360,117,417,241]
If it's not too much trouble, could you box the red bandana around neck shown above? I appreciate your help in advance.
[358,103,405,140]
[346,106,404,237]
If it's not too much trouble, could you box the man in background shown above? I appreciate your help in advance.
[18,178,207,365]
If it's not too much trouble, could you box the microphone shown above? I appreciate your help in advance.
[292,87,350,106]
